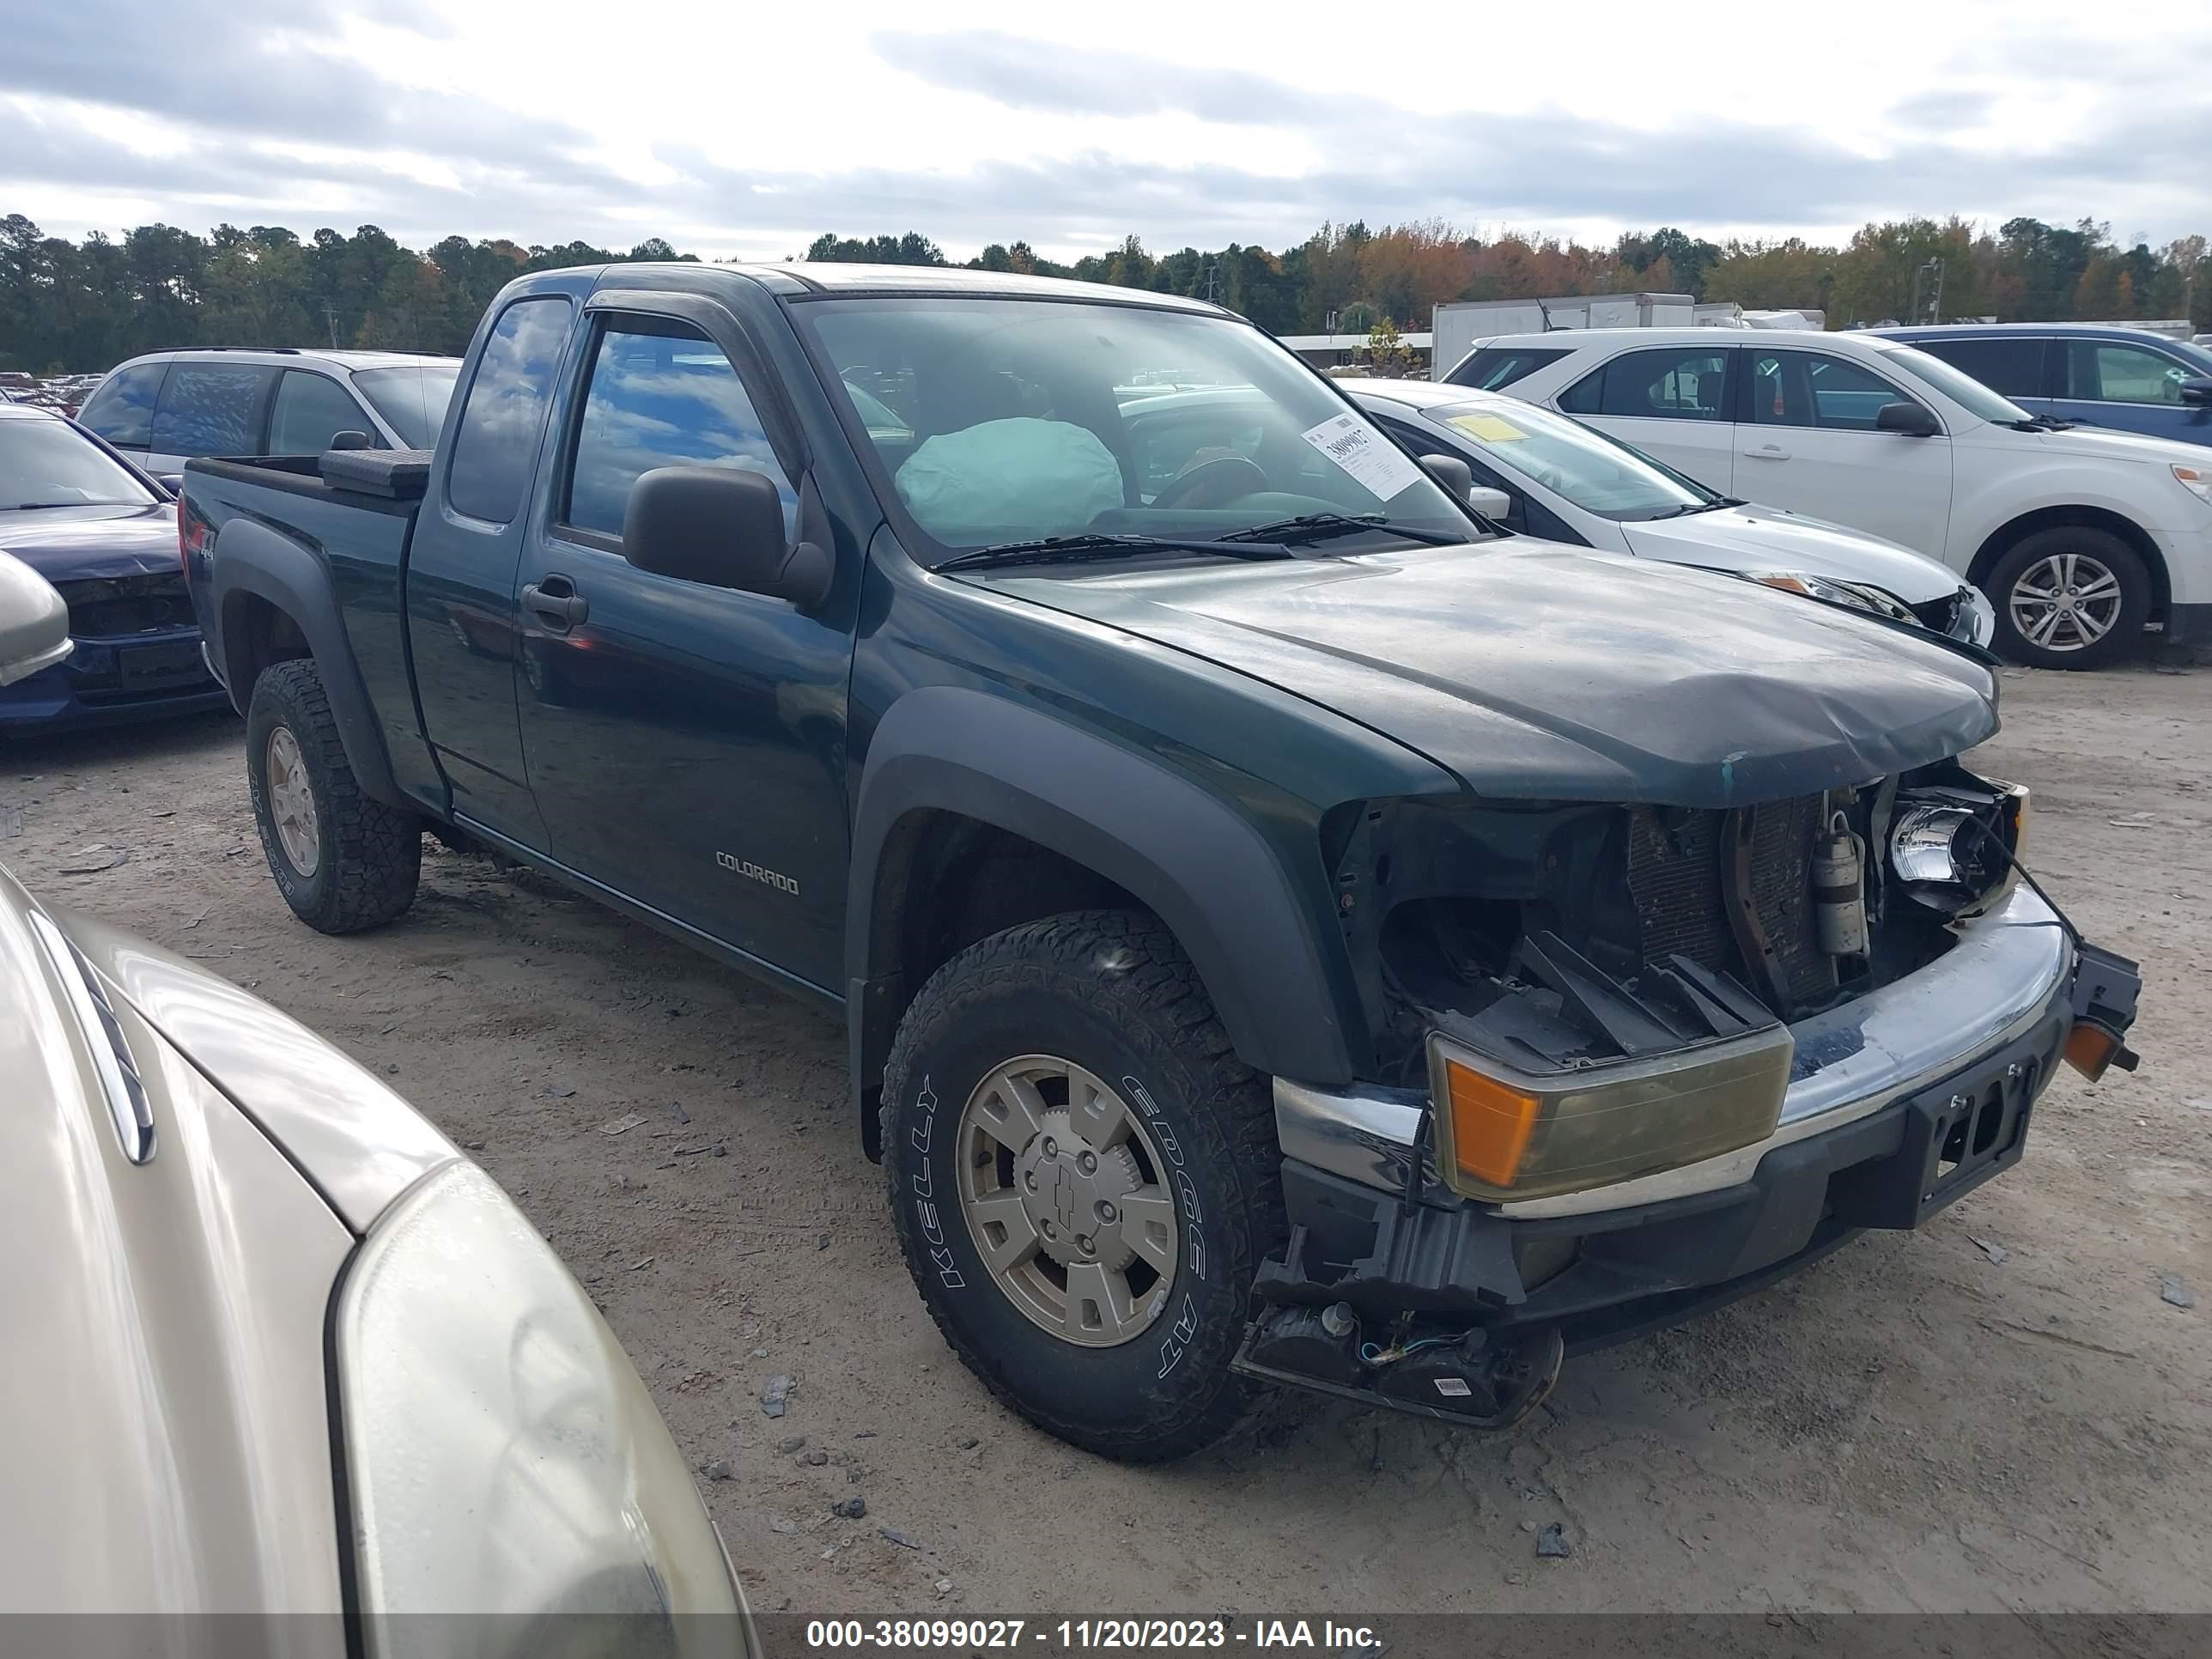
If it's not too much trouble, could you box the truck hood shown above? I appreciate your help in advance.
[1621,506,1960,603]
[0,502,179,581]
[984,542,1997,808]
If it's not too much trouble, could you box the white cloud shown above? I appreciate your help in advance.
[3,0,2209,259]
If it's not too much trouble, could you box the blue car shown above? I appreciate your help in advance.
[1872,324,2212,447]
[0,404,230,730]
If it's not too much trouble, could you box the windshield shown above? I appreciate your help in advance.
[352,363,460,450]
[0,417,158,509]
[1422,398,1715,520]
[799,297,1474,563]
[1881,344,2032,426]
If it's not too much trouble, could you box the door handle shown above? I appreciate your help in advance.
[521,578,588,630]
[1741,445,1790,460]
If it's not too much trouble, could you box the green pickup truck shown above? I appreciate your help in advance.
[182,263,2141,1462]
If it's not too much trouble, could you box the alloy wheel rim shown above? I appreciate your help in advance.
[955,1055,1180,1348]
[2008,552,2122,653]
[265,726,320,878]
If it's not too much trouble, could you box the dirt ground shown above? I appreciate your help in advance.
[4,664,2207,1620]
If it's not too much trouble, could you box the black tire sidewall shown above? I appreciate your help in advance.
[1986,529,2151,669]
[885,964,1262,1455]
[245,672,337,918]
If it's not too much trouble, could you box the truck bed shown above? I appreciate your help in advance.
[181,452,436,806]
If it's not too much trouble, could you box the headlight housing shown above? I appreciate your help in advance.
[1742,569,1919,624]
[2173,463,2211,508]
[335,1161,748,1654]
[1426,1023,1794,1201]
[1887,779,2028,920]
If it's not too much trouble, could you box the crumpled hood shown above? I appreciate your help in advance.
[0,503,179,581]
[1623,507,1961,603]
[987,541,1998,809]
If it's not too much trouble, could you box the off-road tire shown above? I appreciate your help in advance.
[1984,526,2152,670]
[246,659,422,933]
[882,910,1286,1462]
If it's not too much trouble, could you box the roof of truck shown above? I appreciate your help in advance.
[598,260,1229,314]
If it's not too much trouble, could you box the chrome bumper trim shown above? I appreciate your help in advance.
[1273,885,2075,1218]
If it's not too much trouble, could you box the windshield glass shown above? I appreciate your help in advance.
[0,417,158,508]
[352,363,461,449]
[1423,398,1714,520]
[799,297,1474,562]
[1881,344,2032,425]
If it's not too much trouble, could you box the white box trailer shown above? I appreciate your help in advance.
[1430,292,1695,380]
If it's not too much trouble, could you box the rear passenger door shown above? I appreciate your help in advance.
[514,296,853,990]
[144,362,276,476]
[1554,344,1738,491]
[1739,348,1953,553]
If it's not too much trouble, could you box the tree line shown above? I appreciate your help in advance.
[3,210,2205,373]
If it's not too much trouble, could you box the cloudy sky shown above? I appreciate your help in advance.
[4,0,2211,260]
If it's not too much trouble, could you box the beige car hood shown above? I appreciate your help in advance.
[0,867,453,1618]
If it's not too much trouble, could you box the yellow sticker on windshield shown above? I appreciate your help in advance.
[1447,413,1528,442]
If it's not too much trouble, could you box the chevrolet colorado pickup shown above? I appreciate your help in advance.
[184,264,2142,1462]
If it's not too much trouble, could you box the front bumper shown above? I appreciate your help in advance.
[0,625,229,730]
[1265,887,2124,1349]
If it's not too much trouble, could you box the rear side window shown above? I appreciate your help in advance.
[269,370,379,455]
[76,362,168,448]
[149,364,275,456]
[1447,346,1570,391]
[562,318,796,540]
[447,297,574,524]
[1566,347,1731,421]
[1916,337,2047,399]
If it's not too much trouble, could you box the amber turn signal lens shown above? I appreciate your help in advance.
[2063,1021,2122,1082]
[1442,1059,1543,1188]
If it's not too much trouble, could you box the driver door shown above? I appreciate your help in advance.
[1739,349,1953,552]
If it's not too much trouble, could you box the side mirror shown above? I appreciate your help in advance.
[623,465,832,610]
[0,552,74,688]
[1419,453,1475,501]
[329,430,373,450]
[1875,401,1940,437]
[1467,485,1514,523]
[155,473,184,495]
[2179,376,2212,408]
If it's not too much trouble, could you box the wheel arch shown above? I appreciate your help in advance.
[1967,505,2171,621]
[845,686,1361,1158]
[212,518,404,807]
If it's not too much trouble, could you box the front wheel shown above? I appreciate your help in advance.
[1984,527,2151,670]
[881,911,1285,1462]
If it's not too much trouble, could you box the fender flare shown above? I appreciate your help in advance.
[210,517,404,808]
[846,686,1360,1132]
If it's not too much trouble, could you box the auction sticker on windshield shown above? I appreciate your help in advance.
[1447,412,1528,443]
[1300,413,1425,499]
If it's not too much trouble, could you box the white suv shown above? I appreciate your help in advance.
[76,349,460,490]
[1446,329,2212,666]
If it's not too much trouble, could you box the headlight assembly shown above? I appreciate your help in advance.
[2173,463,2210,507]
[1742,569,1918,624]
[1887,779,2028,919]
[335,1161,750,1656]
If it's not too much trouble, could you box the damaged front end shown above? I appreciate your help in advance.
[1237,762,2137,1431]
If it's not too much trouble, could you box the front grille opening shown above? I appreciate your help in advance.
[1937,1109,1970,1180]
[54,572,196,637]
[1972,1085,2007,1156]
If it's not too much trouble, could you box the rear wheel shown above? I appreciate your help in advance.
[1984,527,2151,670]
[246,659,422,933]
[881,910,1285,1462]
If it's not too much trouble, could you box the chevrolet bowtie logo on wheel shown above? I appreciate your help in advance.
[716,851,799,895]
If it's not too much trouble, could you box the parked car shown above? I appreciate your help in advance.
[0,402,228,729]
[77,348,461,489]
[1869,325,2212,450]
[1337,379,1993,646]
[185,264,2141,1463]
[0,563,757,1644]
[1443,327,2212,667]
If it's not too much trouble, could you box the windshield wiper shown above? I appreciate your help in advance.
[2010,416,2075,432]
[935,532,1295,574]
[4,501,134,510]
[1645,497,1741,520]
[1218,511,1464,547]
